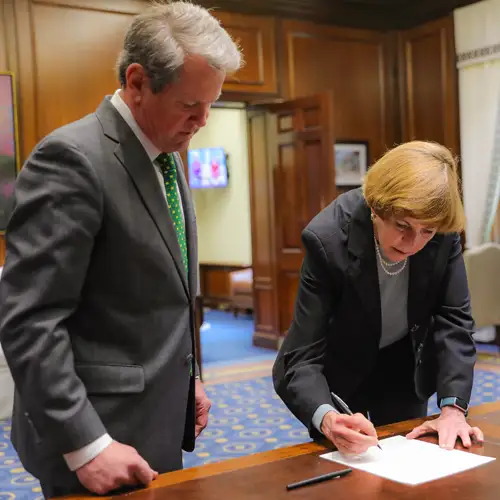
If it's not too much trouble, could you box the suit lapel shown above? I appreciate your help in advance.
[96,98,189,297]
[347,200,382,340]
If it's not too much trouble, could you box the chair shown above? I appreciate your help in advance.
[463,243,500,346]
[228,268,253,317]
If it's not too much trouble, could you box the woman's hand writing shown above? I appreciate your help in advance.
[321,411,379,455]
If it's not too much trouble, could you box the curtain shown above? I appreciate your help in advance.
[454,0,500,247]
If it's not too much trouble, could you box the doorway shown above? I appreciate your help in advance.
[190,103,277,380]
[192,93,336,382]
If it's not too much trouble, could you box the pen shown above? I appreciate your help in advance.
[330,392,383,451]
[286,468,352,491]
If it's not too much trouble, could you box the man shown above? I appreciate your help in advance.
[0,1,242,497]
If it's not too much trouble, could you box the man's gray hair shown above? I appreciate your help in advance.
[117,1,243,93]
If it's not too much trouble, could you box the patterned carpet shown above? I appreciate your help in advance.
[478,350,500,369]
[1,364,499,499]
[1,309,498,499]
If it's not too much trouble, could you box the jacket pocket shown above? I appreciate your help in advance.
[75,363,145,395]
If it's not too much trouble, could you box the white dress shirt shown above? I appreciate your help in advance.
[110,90,185,222]
[63,90,185,471]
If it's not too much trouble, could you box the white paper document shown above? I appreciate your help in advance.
[320,435,496,486]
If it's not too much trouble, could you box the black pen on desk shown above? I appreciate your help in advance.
[286,468,352,491]
[330,392,383,451]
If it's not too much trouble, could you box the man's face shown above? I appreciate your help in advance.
[124,55,225,152]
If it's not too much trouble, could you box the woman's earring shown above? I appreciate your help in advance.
[371,212,375,221]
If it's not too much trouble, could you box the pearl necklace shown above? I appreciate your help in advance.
[374,237,407,276]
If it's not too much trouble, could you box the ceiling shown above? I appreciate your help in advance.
[196,0,483,30]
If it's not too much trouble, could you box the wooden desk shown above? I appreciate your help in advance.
[61,402,500,500]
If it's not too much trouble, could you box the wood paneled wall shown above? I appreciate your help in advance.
[0,0,15,260]
[398,16,464,248]
[2,0,138,258]
[399,16,460,155]
[15,0,146,159]
[217,11,278,95]
[11,0,279,160]
[188,0,481,30]
[254,17,459,346]
[1,0,279,166]
[0,0,461,353]
[0,0,278,266]
[281,20,399,162]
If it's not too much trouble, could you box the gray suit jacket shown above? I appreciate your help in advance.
[0,97,199,490]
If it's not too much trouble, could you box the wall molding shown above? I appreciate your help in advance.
[457,43,500,69]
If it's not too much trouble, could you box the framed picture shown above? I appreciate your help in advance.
[334,140,369,186]
[0,72,20,232]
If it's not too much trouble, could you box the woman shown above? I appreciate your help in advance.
[273,140,484,455]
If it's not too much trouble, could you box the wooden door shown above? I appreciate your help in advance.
[248,93,335,348]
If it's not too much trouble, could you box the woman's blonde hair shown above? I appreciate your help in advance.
[362,141,465,233]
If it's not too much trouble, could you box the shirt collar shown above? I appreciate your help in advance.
[110,89,161,162]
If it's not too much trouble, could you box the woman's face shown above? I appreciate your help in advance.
[372,213,437,262]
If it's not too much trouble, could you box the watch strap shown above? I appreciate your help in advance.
[439,396,468,415]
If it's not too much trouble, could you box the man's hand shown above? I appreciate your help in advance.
[195,378,212,438]
[406,406,484,449]
[76,441,158,495]
[321,411,379,455]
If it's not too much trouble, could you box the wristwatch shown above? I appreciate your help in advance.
[439,397,469,416]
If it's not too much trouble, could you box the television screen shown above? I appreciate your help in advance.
[188,147,228,189]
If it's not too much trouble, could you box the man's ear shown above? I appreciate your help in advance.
[125,63,148,95]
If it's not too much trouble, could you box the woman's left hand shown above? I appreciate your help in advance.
[406,406,484,449]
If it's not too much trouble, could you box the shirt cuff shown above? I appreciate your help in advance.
[312,404,338,434]
[63,433,113,471]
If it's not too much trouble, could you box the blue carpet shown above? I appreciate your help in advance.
[1,312,498,498]
[200,310,276,366]
[1,369,500,499]
[186,369,499,467]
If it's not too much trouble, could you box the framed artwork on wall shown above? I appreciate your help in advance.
[0,72,20,232]
[334,140,369,187]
